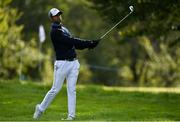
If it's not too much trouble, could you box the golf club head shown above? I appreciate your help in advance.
[129,6,134,12]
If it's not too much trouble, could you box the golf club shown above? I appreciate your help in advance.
[100,6,134,40]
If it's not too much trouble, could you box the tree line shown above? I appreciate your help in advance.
[0,0,179,87]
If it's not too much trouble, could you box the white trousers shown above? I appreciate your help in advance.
[39,60,80,118]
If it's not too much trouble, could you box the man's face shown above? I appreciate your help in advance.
[52,15,62,23]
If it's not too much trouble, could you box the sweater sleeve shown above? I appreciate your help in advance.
[55,30,93,50]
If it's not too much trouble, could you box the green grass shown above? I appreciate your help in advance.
[0,80,180,121]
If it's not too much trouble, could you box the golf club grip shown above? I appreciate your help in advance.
[100,11,133,39]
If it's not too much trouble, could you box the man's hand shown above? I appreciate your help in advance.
[88,39,101,49]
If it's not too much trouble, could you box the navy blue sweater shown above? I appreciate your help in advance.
[50,23,94,60]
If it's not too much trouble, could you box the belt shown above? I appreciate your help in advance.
[57,58,77,61]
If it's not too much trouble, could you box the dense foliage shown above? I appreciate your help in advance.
[89,0,180,86]
[0,0,42,79]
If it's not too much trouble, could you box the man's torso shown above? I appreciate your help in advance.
[50,23,76,60]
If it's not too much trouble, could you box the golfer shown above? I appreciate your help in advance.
[33,8,100,120]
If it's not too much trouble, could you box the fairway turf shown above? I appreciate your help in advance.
[0,80,180,121]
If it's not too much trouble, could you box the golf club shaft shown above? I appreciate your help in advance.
[100,11,133,39]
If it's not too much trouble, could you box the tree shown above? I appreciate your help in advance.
[0,0,42,80]
[89,0,180,86]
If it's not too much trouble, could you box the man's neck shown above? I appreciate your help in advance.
[54,21,60,24]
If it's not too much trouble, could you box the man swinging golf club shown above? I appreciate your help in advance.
[33,8,100,120]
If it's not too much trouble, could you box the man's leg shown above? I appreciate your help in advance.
[33,61,66,119]
[66,60,80,119]
[39,61,66,111]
